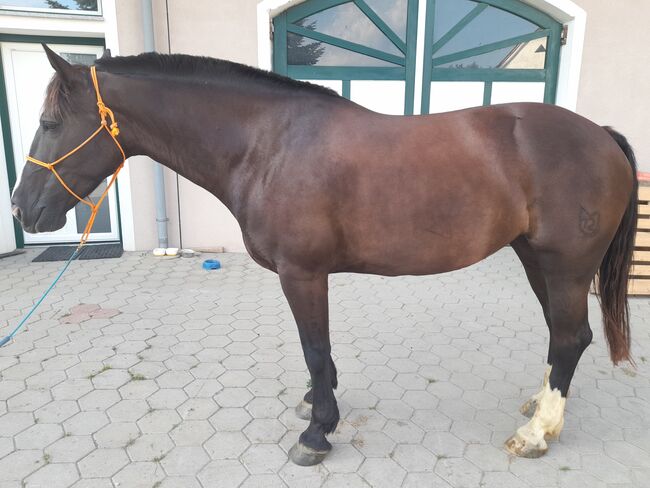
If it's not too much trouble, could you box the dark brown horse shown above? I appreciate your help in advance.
[11,46,638,465]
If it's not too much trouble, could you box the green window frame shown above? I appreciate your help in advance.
[273,0,420,115]
[421,0,562,114]
[273,0,562,116]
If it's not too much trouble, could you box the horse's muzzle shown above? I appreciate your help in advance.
[11,204,22,222]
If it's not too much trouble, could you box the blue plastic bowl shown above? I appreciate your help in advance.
[202,259,222,270]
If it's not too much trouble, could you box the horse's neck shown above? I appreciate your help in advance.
[105,73,268,209]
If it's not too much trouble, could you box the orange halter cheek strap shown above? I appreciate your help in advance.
[26,65,126,247]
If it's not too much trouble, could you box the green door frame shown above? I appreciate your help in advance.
[0,34,106,248]
[273,0,420,115]
[421,0,562,114]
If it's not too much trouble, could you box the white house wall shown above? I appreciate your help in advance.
[0,0,647,254]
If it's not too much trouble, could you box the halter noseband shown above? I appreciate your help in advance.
[26,65,125,247]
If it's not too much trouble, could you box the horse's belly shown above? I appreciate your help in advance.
[339,217,522,276]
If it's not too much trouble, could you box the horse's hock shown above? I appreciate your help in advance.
[630,181,650,295]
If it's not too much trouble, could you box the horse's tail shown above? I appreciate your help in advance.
[595,126,638,365]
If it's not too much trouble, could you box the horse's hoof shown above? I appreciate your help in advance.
[504,432,548,458]
[520,398,538,418]
[295,400,312,420]
[288,442,330,466]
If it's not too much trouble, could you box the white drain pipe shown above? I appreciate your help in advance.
[141,0,169,249]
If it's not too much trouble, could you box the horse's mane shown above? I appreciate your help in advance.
[96,52,338,96]
[43,51,339,119]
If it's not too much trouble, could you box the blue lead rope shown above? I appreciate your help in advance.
[0,248,81,347]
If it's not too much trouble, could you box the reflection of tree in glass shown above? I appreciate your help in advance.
[287,19,324,65]
[449,61,480,69]
[45,0,97,11]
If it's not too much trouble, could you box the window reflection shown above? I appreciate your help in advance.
[438,37,547,69]
[298,2,402,56]
[287,32,397,66]
[0,0,99,13]
[434,4,539,57]
[364,0,409,41]
[433,0,475,43]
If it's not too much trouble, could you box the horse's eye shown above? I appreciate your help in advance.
[40,120,59,131]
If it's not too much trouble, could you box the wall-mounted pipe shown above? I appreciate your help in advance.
[141,0,169,249]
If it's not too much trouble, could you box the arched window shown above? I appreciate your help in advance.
[421,0,562,114]
[273,0,419,115]
[272,0,562,115]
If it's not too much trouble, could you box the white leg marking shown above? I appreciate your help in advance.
[519,365,551,417]
[506,366,566,458]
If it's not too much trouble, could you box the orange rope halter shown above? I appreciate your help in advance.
[26,66,125,247]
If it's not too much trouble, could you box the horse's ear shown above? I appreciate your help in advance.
[42,44,76,85]
[100,48,112,60]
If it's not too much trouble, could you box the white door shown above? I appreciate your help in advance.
[2,42,120,245]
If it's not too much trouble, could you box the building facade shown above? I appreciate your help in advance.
[0,0,648,255]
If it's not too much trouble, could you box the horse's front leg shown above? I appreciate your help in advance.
[280,271,339,466]
[295,356,337,420]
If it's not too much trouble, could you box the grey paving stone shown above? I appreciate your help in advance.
[242,443,287,474]
[359,458,406,488]
[198,459,249,488]
[14,423,62,450]
[45,435,96,463]
[127,433,173,462]
[1,249,648,487]
[112,461,165,487]
[77,448,129,478]
[24,463,79,488]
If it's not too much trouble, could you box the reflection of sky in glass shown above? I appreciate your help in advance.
[288,33,396,67]
[364,0,408,41]
[434,0,475,42]
[0,0,98,9]
[299,2,402,57]
[433,1,540,58]
[438,38,547,69]
[61,53,97,66]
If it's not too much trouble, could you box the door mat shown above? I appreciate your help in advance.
[32,243,123,262]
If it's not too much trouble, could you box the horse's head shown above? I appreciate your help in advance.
[11,45,121,234]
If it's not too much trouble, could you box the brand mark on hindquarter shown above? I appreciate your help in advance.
[579,206,600,237]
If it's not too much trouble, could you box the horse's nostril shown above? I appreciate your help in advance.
[11,205,21,221]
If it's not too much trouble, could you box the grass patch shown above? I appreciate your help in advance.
[129,371,146,381]
[152,454,166,463]
[559,466,571,471]
[306,378,312,389]
[42,453,51,464]
[87,364,111,380]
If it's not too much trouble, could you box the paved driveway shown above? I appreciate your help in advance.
[0,248,648,488]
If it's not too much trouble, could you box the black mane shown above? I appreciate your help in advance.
[96,51,339,97]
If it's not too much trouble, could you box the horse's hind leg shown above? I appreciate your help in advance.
[512,237,553,418]
[506,265,593,458]
[280,271,339,466]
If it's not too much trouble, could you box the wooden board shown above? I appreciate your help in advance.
[634,250,650,261]
[630,279,650,296]
[636,232,650,247]
[630,184,650,295]
[631,264,650,276]
[640,186,650,200]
